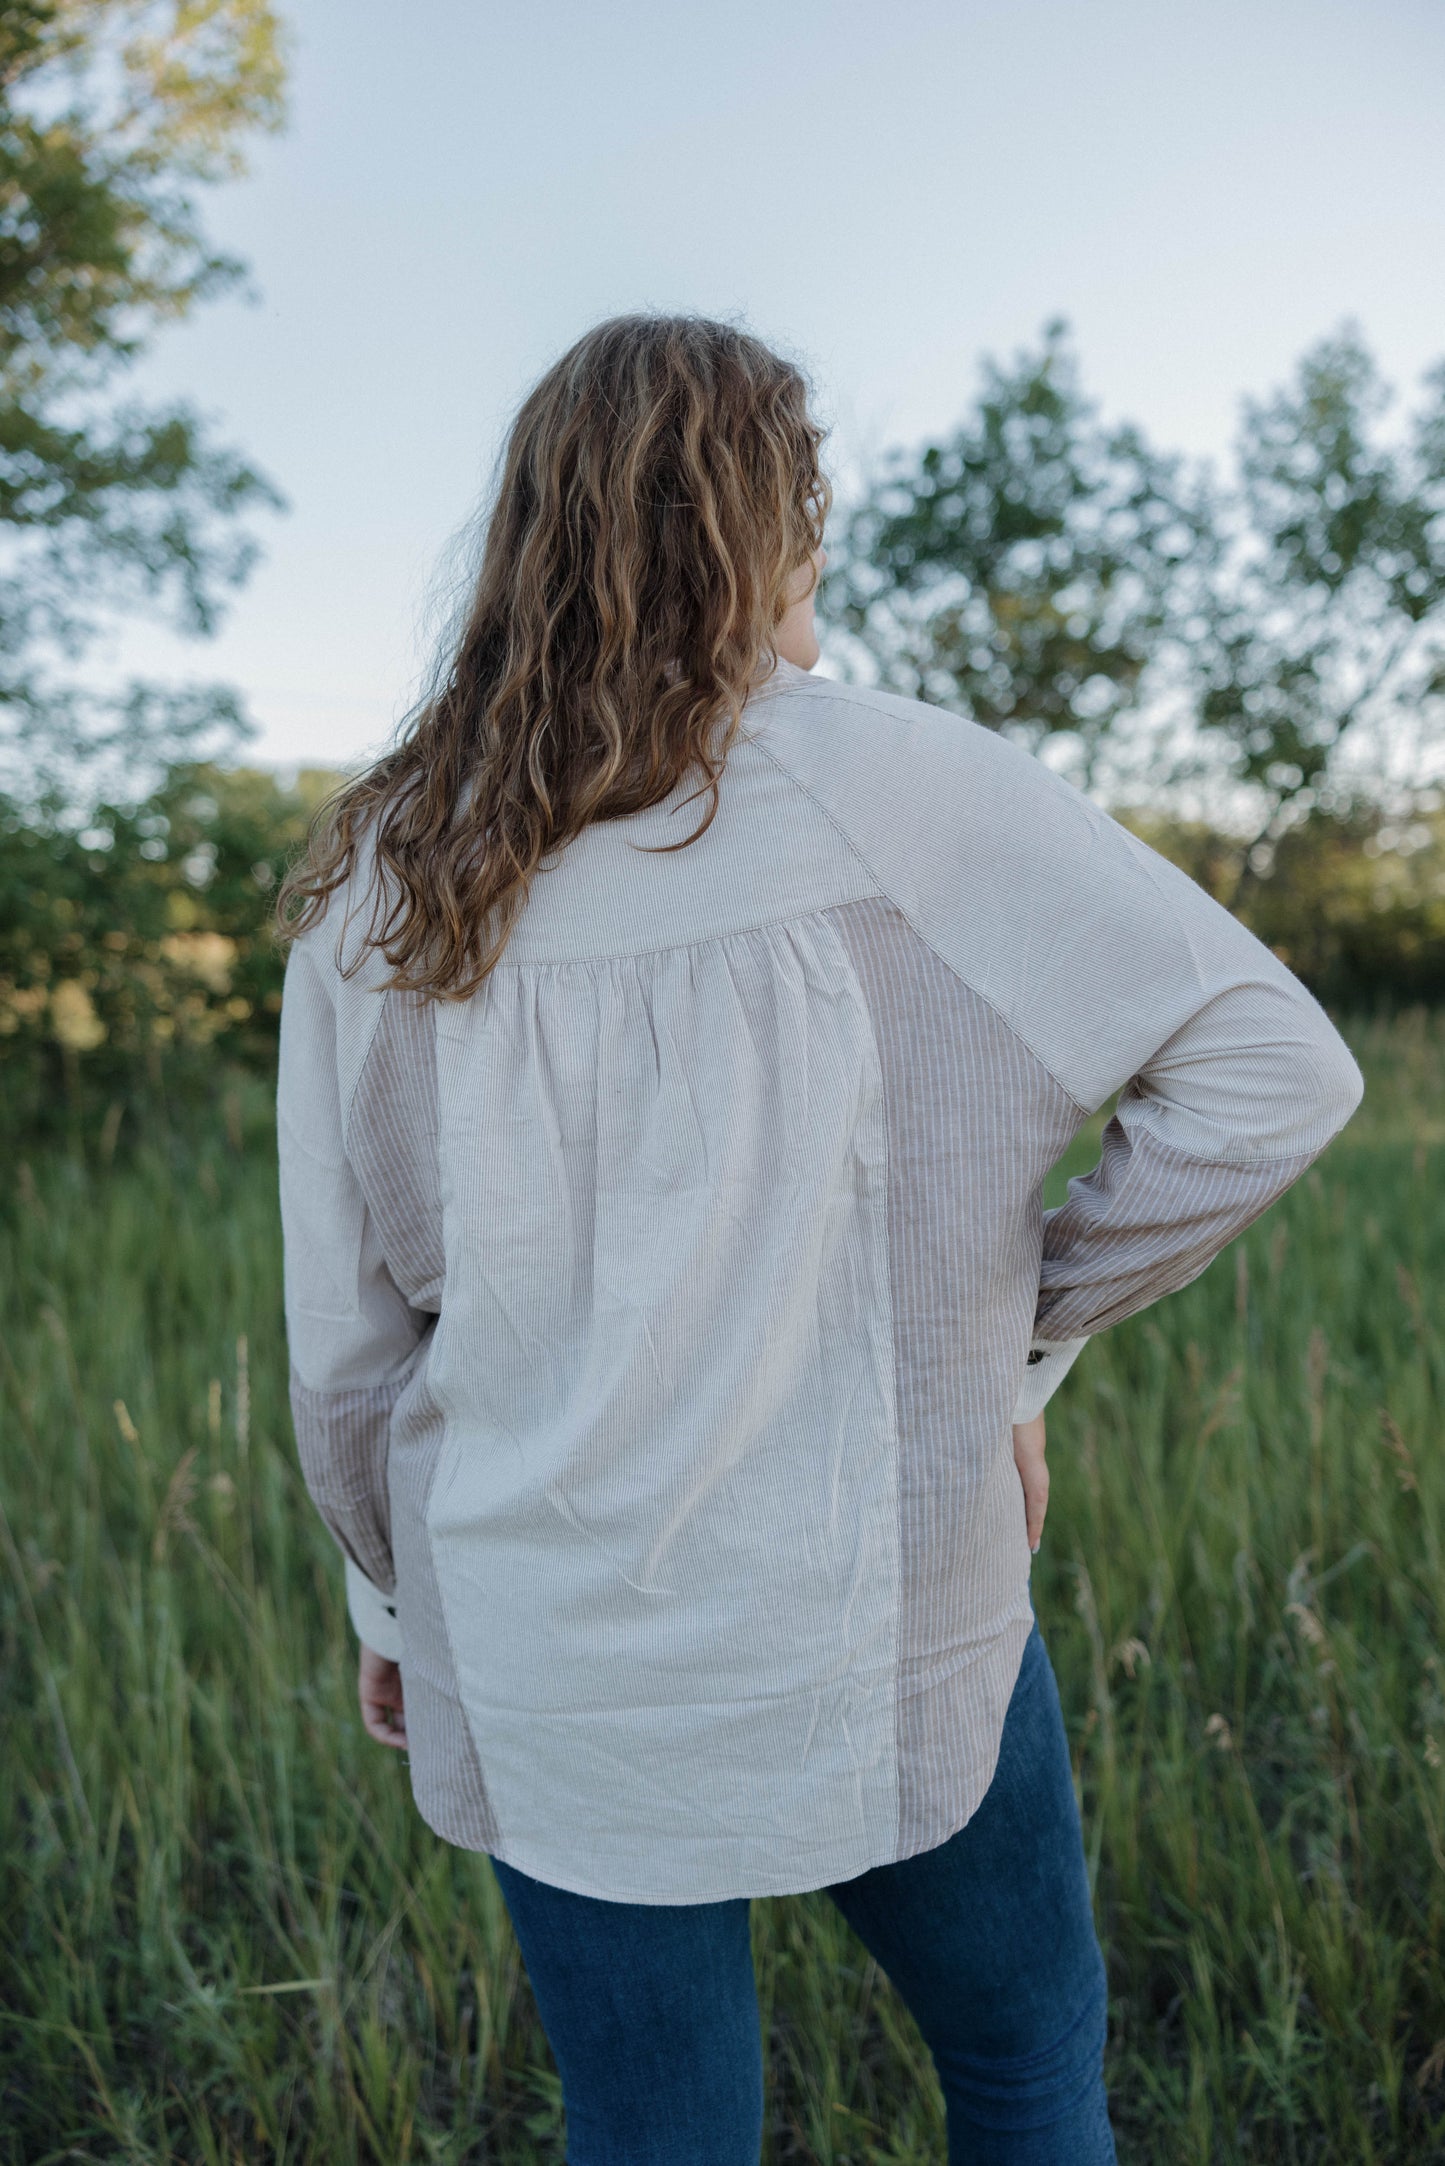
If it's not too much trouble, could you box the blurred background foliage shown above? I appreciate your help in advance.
[7,761,1440,1151]
[1,1,1442,1157]
[0,0,287,804]
[0,0,291,1141]
[0,759,332,1140]
[3,9,1444,2163]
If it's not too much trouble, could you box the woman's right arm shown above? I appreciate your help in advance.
[757,684,1365,1424]
[1010,956,1363,1422]
[1002,804,1363,1422]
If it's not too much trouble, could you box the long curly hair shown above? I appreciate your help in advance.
[276,313,830,996]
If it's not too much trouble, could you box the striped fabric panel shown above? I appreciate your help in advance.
[288,1371,400,1596]
[1034,1083,1322,1342]
[826,895,1086,1854]
[347,989,445,1311]
[400,1666,499,1850]
[830,893,1330,1855]
[348,998,499,1853]
[386,1358,499,1850]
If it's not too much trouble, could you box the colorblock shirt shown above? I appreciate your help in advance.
[276,656,1364,1904]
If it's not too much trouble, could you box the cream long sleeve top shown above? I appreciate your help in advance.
[277,656,1364,1904]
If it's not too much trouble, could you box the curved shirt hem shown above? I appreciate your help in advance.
[406,1605,1035,1907]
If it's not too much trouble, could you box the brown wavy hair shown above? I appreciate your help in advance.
[276,313,830,995]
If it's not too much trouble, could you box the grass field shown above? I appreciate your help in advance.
[2,1008,1442,2163]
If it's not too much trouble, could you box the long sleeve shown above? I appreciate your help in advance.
[1006,846,1364,1423]
[277,938,426,1658]
[752,676,1366,1432]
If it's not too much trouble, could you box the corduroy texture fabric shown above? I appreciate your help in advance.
[277,657,1365,1902]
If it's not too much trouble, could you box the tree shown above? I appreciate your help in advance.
[1189,326,1445,907]
[0,757,337,1138]
[822,320,1445,909]
[0,0,287,806]
[820,319,1213,788]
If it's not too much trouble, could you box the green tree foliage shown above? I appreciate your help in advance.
[824,321,1445,902]
[1194,328,1445,906]
[0,0,288,796]
[1115,801,1445,1010]
[821,318,1213,785]
[0,759,335,1139]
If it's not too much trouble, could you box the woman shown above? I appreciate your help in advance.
[275,314,1363,2164]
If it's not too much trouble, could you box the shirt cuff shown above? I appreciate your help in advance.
[345,1555,403,1661]
[1011,1336,1089,1425]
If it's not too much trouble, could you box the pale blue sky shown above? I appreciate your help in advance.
[102,0,1445,772]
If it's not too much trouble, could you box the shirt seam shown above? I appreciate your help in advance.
[289,936,392,1152]
[755,727,1339,1169]
[291,948,429,1348]
[342,979,393,1150]
[1089,1108,1328,1176]
[751,733,1094,1122]
[759,674,937,722]
[480,894,883,970]
[822,906,905,1861]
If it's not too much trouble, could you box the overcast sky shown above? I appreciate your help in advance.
[100,0,1445,774]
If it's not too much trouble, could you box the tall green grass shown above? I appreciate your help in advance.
[2,1012,1441,2163]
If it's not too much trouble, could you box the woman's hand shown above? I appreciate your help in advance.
[359,1643,408,1748]
[1012,1414,1048,1554]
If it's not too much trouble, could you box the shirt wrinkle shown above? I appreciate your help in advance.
[278,661,1363,1903]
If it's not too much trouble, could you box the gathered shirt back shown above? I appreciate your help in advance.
[277,657,1364,1903]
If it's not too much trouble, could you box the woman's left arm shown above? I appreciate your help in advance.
[277,939,427,1666]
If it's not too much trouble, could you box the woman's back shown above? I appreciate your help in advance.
[278,654,1362,1903]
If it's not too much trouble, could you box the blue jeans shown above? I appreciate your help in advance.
[489,1619,1115,2164]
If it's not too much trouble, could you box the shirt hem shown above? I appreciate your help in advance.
[407,1606,1039,1907]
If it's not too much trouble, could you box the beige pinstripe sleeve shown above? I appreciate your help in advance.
[1005,829,1364,1422]
[754,677,1366,1427]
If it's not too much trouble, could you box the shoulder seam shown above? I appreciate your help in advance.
[750,731,1093,1121]
[341,981,393,1155]
[291,918,394,1150]
[754,674,958,734]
